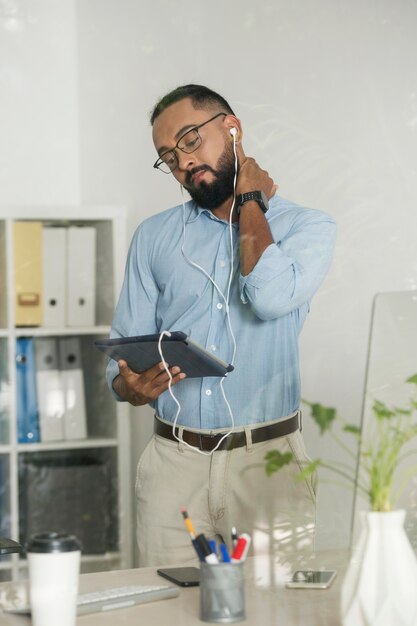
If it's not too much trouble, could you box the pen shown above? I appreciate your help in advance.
[209,539,217,556]
[231,533,251,562]
[180,508,205,562]
[220,543,231,563]
[231,527,238,548]
[195,534,219,564]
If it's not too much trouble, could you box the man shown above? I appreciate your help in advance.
[107,84,336,566]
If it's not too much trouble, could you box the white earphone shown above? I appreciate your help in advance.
[159,123,240,456]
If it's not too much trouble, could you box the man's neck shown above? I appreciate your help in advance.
[210,196,238,222]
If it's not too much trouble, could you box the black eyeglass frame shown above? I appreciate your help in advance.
[153,112,227,173]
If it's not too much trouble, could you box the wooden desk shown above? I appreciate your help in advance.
[0,551,347,625]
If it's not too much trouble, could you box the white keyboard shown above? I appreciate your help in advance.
[5,583,179,616]
[77,583,179,614]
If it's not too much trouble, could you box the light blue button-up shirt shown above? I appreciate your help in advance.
[106,194,336,429]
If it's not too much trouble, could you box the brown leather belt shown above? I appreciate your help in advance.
[154,412,301,452]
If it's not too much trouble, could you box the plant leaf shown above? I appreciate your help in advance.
[373,399,395,420]
[309,403,337,434]
[264,450,293,476]
[297,459,321,481]
[343,424,361,436]
[406,373,417,385]
[393,407,412,416]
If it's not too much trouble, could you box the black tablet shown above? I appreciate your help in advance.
[94,331,234,378]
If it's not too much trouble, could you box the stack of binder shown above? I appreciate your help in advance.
[58,337,87,440]
[16,337,87,443]
[42,227,66,327]
[66,226,96,327]
[16,338,40,443]
[13,223,96,328]
[34,338,65,442]
[13,223,43,327]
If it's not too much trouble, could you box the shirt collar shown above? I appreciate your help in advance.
[184,200,238,226]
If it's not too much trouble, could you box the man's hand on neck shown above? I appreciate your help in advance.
[209,156,277,276]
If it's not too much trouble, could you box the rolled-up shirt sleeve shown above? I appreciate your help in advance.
[239,209,336,320]
[105,224,160,400]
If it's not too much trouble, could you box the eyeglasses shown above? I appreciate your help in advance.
[153,112,227,174]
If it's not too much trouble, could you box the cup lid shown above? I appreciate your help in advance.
[27,532,81,553]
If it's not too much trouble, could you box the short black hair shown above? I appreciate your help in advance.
[150,84,235,125]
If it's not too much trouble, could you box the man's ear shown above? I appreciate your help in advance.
[224,115,242,143]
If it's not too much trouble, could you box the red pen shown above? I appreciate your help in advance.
[231,533,251,562]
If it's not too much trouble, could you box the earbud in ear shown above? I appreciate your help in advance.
[230,127,237,137]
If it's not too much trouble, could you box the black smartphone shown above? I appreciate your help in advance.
[286,569,337,589]
[157,566,200,587]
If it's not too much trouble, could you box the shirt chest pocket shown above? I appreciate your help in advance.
[154,257,215,329]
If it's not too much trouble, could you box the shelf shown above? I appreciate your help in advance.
[0,207,132,579]
[14,326,111,337]
[17,438,118,453]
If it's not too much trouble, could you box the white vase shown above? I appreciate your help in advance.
[341,509,417,626]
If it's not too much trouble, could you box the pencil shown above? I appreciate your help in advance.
[180,507,204,562]
[180,507,197,536]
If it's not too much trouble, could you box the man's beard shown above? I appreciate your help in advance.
[183,144,236,210]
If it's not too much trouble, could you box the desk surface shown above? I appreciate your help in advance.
[0,551,348,626]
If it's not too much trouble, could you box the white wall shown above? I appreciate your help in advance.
[0,0,80,205]
[2,0,417,554]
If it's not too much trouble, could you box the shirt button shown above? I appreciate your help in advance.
[220,260,226,268]
[210,345,217,351]
[216,303,223,310]
[205,389,212,396]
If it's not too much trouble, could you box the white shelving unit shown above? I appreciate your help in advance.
[0,206,131,581]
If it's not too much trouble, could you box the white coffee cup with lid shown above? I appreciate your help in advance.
[27,531,81,626]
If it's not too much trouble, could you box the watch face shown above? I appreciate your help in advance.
[260,191,269,211]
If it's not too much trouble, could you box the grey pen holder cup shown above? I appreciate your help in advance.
[199,562,246,624]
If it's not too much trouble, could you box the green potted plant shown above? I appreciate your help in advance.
[265,374,417,512]
[264,374,417,626]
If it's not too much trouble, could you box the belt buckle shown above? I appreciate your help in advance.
[199,433,218,452]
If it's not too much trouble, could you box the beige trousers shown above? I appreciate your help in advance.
[135,415,316,567]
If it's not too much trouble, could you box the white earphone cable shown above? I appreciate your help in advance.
[159,132,239,456]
